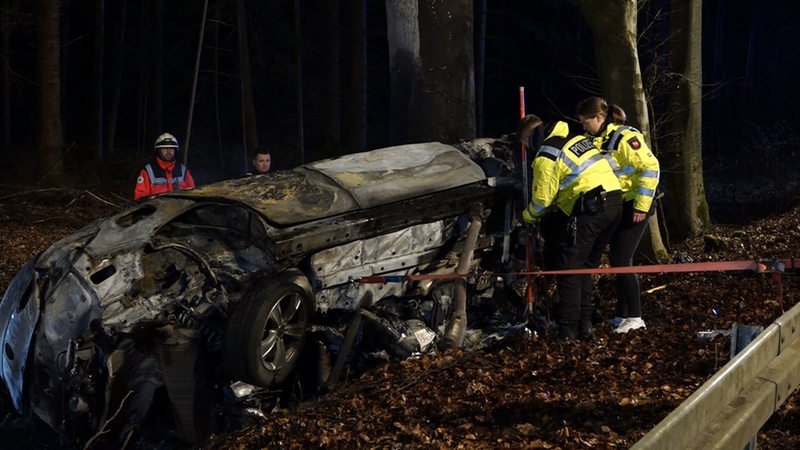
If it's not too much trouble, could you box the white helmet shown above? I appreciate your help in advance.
[154,132,179,149]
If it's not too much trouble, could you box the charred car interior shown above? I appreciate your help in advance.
[0,140,531,446]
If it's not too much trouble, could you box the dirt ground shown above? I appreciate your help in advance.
[2,185,800,449]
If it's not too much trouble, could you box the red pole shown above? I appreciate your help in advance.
[519,86,528,198]
[519,87,534,315]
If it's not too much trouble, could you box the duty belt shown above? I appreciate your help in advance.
[576,186,613,214]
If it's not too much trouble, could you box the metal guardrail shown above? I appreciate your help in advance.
[633,301,800,449]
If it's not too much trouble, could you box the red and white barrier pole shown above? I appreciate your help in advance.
[519,86,535,315]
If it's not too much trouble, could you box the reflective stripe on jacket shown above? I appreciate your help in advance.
[595,123,660,212]
[524,121,621,219]
[134,157,195,200]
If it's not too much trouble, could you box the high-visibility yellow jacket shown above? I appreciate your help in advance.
[592,123,660,213]
[522,121,621,222]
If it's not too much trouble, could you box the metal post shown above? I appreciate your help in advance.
[731,323,764,450]
[519,86,534,315]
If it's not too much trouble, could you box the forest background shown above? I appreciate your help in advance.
[1,0,798,229]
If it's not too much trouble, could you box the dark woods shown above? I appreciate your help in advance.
[0,0,797,207]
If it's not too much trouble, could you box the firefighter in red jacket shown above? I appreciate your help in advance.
[134,133,196,200]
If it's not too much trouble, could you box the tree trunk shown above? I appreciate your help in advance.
[150,0,164,139]
[105,0,127,158]
[578,0,668,260]
[578,0,649,135]
[411,0,475,143]
[346,0,367,153]
[1,0,11,163]
[661,0,709,239]
[213,0,224,169]
[93,0,105,162]
[385,0,420,145]
[35,0,64,183]
[237,0,258,161]
[475,0,487,137]
[294,0,306,162]
[136,2,148,152]
[182,0,209,167]
[319,0,341,158]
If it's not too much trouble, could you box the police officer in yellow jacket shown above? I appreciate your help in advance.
[577,97,661,334]
[517,114,623,341]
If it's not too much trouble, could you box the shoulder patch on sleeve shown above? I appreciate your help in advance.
[628,136,641,150]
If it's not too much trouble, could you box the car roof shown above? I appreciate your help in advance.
[172,142,487,226]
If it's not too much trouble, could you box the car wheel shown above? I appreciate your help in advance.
[224,276,313,387]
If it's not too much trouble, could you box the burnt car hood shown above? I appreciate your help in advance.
[168,142,486,225]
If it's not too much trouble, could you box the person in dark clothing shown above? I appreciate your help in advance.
[576,97,661,334]
[517,114,623,341]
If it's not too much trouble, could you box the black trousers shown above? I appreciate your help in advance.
[610,200,654,318]
[555,191,623,338]
[539,212,568,270]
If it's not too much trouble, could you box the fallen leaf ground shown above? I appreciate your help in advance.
[2,185,800,449]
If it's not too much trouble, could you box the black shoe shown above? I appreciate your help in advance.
[579,328,595,342]
[579,321,594,341]
[557,326,578,341]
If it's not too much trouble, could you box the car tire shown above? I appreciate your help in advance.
[224,275,313,387]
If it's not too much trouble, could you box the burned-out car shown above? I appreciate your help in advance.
[0,140,525,445]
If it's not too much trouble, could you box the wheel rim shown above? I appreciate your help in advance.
[259,291,307,371]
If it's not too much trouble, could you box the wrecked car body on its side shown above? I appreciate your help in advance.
[0,140,523,445]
